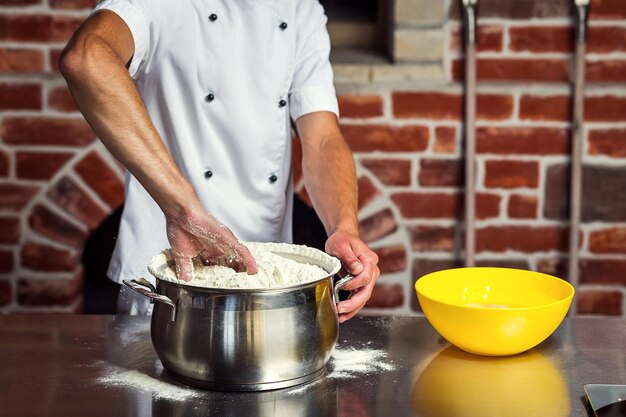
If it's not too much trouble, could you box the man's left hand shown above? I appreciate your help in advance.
[325,230,380,323]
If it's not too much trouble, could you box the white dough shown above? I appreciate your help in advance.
[148,242,341,289]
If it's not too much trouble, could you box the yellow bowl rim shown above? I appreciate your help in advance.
[415,267,575,311]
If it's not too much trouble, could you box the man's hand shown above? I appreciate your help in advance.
[326,230,379,323]
[165,204,258,281]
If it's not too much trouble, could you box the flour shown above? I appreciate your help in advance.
[286,346,394,394]
[149,242,340,289]
[96,361,200,401]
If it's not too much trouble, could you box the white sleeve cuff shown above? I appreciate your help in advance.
[91,0,150,78]
[289,86,340,121]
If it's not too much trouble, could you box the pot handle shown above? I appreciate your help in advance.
[333,274,355,305]
[122,278,177,322]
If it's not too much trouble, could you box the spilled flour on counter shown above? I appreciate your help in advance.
[287,346,395,395]
[96,361,200,401]
[149,242,340,289]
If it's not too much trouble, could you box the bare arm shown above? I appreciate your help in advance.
[296,112,379,322]
[60,11,257,278]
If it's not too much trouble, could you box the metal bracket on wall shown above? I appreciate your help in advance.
[461,0,478,267]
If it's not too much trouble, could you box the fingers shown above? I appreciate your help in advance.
[337,282,375,323]
[173,255,193,282]
[233,242,258,275]
[328,239,364,276]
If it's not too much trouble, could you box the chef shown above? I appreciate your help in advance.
[59,0,379,322]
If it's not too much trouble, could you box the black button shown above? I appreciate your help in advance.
[204,169,213,179]
[209,14,218,22]
[205,93,215,102]
[278,99,287,107]
[269,175,278,183]
[279,22,288,30]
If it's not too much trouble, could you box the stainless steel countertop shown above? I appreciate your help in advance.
[0,314,624,416]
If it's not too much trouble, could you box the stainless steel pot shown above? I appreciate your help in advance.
[123,249,353,391]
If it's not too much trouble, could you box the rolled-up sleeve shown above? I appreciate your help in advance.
[91,0,151,78]
[289,1,339,121]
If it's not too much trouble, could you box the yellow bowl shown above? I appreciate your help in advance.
[415,267,574,356]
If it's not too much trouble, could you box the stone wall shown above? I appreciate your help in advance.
[1,0,626,316]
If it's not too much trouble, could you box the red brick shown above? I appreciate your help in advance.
[49,49,63,72]
[373,245,407,273]
[392,192,458,219]
[586,96,626,122]
[544,164,569,220]
[477,127,569,155]
[0,217,19,244]
[588,27,626,53]
[449,0,571,20]
[519,95,571,122]
[47,176,108,229]
[29,204,87,248]
[48,86,78,112]
[21,242,78,272]
[361,158,411,186]
[452,59,569,82]
[0,83,41,110]
[508,194,538,219]
[0,250,13,274]
[0,150,8,177]
[358,176,380,210]
[16,151,73,180]
[476,226,567,253]
[476,193,501,219]
[434,126,456,154]
[582,165,626,222]
[0,183,38,211]
[341,124,429,153]
[365,283,404,309]
[589,129,626,157]
[0,48,44,72]
[393,93,513,121]
[476,259,530,269]
[410,225,456,252]
[50,0,96,9]
[589,227,626,253]
[74,151,124,209]
[577,290,622,316]
[590,0,626,19]
[337,94,383,118]
[0,15,84,42]
[419,158,462,187]
[580,259,626,285]
[537,258,567,279]
[391,192,499,219]
[586,60,626,82]
[18,269,83,307]
[509,26,572,53]
[450,25,503,53]
[0,280,11,306]
[291,137,303,188]
[485,160,539,188]
[1,117,95,146]
[358,208,397,243]
[1,0,40,4]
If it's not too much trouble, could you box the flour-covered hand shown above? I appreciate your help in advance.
[165,204,258,281]
[325,230,379,323]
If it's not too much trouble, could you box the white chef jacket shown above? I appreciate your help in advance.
[92,0,339,288]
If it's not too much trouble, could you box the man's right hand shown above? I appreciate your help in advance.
[165,204,258,282]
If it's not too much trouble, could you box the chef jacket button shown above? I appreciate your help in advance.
[269,174,278,183]
[279,22,288,30]
[278,99,287,108]
[205,93,215,102]
[209,14,218,22]
[204,169,213,179]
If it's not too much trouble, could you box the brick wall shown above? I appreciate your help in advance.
[1,0,626,316]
